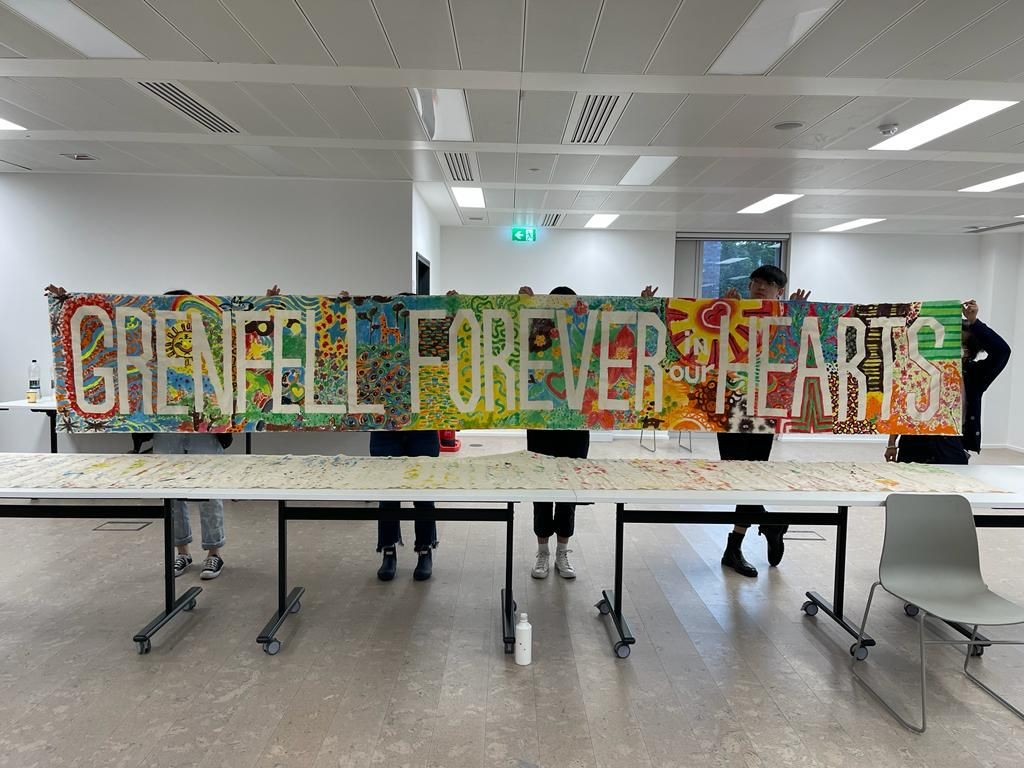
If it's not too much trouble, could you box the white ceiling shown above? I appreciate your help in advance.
[2,0,1024,234]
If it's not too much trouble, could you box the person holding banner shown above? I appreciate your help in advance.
[522,285,591,580]
[886,299,1010,466]
[718,265,810,578]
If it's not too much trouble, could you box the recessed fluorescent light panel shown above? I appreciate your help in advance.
[412,88,473,142]
[1,0,143,58]
[738,194,803,214]
[709,0,838,74]
[452,186,485,208]
[819,218,886,232]
[871,100,1018,151]
[960,170,1024,193]
[584,214,618,229]
[0,117,26,130]
[618,156,677,186]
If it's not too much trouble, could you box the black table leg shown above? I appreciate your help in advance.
[133,499,202,654]
[47,410,57,454]
[597,503,635,659]
[500,502,516,654]
[257,500,304,655]
[245,433,253,455]
[802,505,875,657]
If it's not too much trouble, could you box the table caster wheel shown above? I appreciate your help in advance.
[596,599,612,616]
[903,603,919,617]
[512,601,517,613]
[504,642,514,654]
[136,639,151,655]
[970,645,985,658]
[184,599,197,612]
[289,601,301,614]
[614,641,631,659]
[263,639,282,656]
[802,600,819,616]
[850,643,869,661]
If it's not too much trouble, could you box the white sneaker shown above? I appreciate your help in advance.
[531,550,550,579]
[554,549,576,579]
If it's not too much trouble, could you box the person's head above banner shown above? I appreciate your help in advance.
[45,285,964,436]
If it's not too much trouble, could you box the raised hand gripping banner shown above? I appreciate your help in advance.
[49,293,963,435]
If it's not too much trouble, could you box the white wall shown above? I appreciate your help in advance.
[412,185,440,293]
[0,173,414,455]
[438,227,675,295]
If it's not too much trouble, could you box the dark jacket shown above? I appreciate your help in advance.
[961,319,1011,452]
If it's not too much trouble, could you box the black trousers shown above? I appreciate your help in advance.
[527,429,590,539]
[896,435,969,466]
[717,432,775,529]
[370,431,440,552]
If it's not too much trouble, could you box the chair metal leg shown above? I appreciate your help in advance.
[850,582,928,733]
[963,625,1024,721]
[639,429,656,453]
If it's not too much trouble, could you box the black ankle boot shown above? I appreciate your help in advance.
[413,550,433,581]
[377,547,397,581]
[759,524,788,567]
[721,532,758,577]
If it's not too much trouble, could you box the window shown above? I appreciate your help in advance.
[697,239,786,298]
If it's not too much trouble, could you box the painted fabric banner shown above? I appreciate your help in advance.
[49,293,963,435]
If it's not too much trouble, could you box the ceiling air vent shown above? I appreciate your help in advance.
[137,82,239,133]
[437,151,479,183]
[562,93,629,145]
[541,213,561,228]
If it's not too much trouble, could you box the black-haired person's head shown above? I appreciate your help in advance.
[164,289,191,296]
[550,286,576,296]
[962,322,982,361]
[747,265,787,300]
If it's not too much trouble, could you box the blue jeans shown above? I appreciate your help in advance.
[370,431,440,552]
[152,434,226,550]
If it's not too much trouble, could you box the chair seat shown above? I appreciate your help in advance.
[884,582,1024,627]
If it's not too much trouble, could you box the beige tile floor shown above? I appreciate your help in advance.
[1,435,1024,767]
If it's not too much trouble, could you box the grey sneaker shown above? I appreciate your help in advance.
[531,550,550,579]
[554,549,576,579]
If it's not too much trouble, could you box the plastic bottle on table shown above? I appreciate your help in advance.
[515,613,532,666]
[27,360,40,402]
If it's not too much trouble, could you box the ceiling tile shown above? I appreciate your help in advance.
[608,93,685,145]
[518,91,572,144]
[782,96,906,150]
[696,95,796,146]
[585,0,680,74]
[825,98,961,150]
[266,146,337,177]
[953,36,1024,82]
[771,0,921,77]
[191,144,290,176]
[585,155,639,184]
[72,0,206,61]
[294,85,381,139]
[351,87,425,140]
[477,152,517,182]
[543,190,580,209]
[352,149,412,179]
[0,95,65,129]
[599,190,644,210]
[524,0,602,72]
[893,1,1024,79]
[832,1,1003,78]
[743,96,852,147]
[515,153,557,182]
[395,150,444,181]
[513,189,547,209]
[831,160,921,189]
[315,147,377,178]
[571,191,610,209]
[181,81,290,135]
[373,0,459,69]
[69,78,200,132]
[296,0,396,67]
[238,83,336,137]
[108,142,210,173]
[549,154,598,184]
[4,77,125,130]
[0,6,82,58]
[450,0,523,71]
[651,94,742,146]
[466,90,519,143]
[147,0,272,63]
[647,0,759,75]
[483,188,515,208]
[219,0,333,65]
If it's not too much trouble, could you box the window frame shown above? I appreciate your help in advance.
[678,234,790,299]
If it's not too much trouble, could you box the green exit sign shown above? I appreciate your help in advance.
[511,227,536,242]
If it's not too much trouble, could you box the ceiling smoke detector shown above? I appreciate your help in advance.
[60,153,95,160]
[773,121,805,131]
[877,123,899,137]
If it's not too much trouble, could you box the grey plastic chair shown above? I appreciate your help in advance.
[851,493,1024,733]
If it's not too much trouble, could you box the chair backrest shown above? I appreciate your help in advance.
[881,494,985,593]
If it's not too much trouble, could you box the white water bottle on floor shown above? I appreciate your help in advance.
[515,613,532,666]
